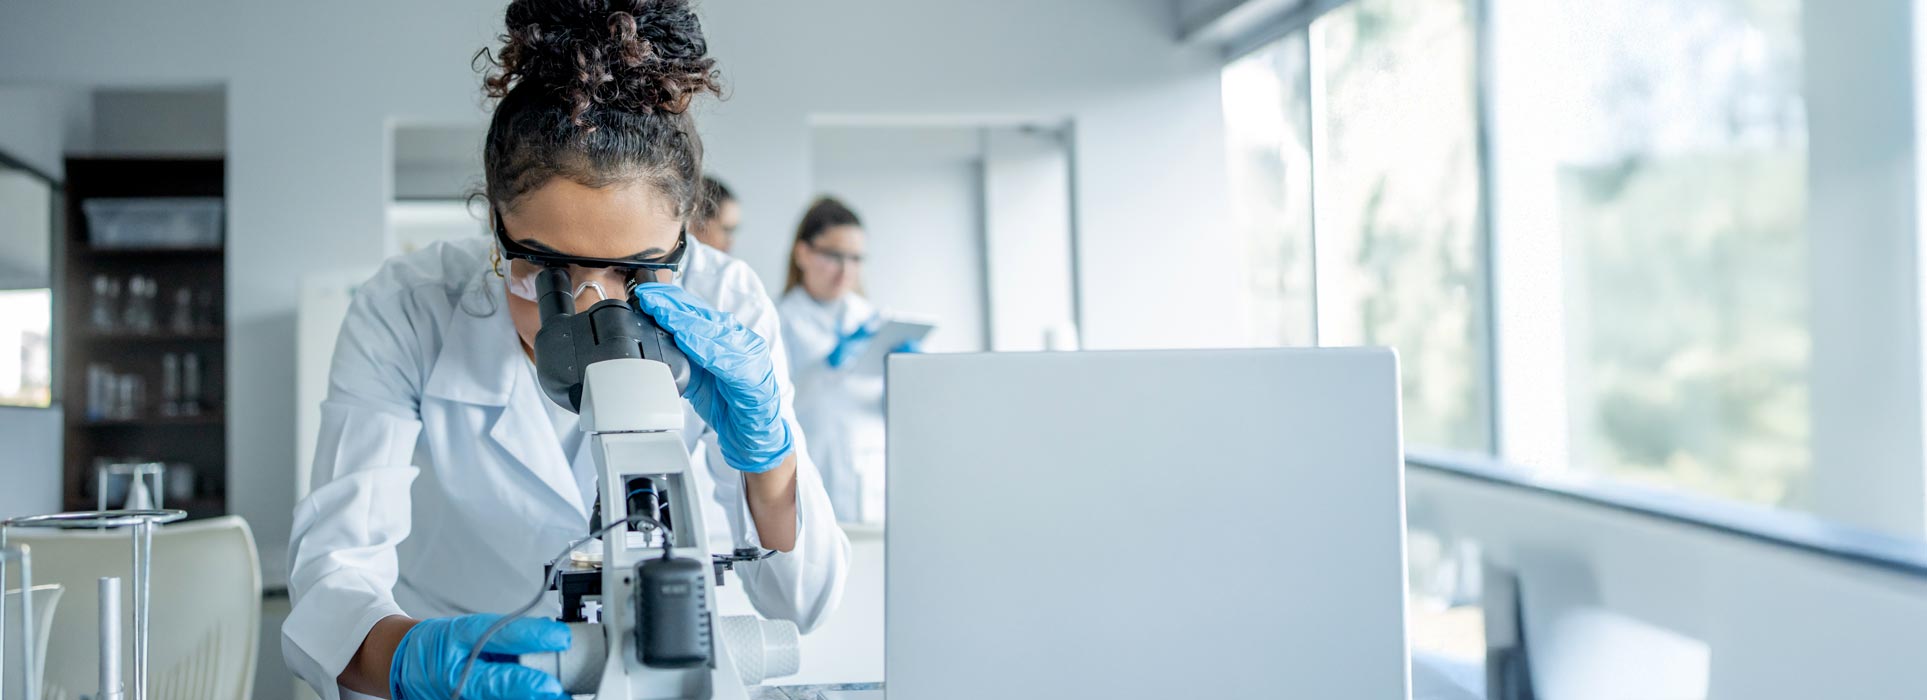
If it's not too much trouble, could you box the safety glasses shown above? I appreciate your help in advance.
[494,207,687,300]
[806,240,864,267]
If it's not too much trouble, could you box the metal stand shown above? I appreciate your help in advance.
[0,544,35,700]
[0,509,185,700]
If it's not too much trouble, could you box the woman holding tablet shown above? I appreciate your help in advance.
[778,196,922,523]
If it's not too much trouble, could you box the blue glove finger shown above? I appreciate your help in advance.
[463,664,568,700]
[632,284,771,391]
[475,617,571,655]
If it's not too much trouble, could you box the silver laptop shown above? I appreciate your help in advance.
[885,348,1410,699]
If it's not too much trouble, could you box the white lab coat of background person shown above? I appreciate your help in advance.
[284,236,849,700]
[778,287,887,523]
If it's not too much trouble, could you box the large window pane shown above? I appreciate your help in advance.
[1500,0,1809,505]
[1313,0,1491,452]
[1223,33,1316,347]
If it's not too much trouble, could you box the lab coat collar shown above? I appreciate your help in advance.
[423,280,520,407]
[422,278,588,520]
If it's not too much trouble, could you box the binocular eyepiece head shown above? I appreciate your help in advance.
[529,266,692,413]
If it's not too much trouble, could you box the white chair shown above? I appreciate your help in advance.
[3,584,62,700]
[9,516,260,700]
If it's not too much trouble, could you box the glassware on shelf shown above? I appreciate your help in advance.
[91,274,121,332]
[170,287,196,334]
[86,363,110,420]
[181,353,204,416]
[165,463,197,503]
[161,353,182,417]
[114,373,145,420]
[87,362,154,421]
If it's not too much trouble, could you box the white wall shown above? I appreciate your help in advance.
[982,127,1079,351]
[699,2,1239,350]
[0,0,1234,596]
[0,85,93,178]
[92,87,226,156]
[0,406,61,520]
[812,125,989,352]
[392,124,485,200]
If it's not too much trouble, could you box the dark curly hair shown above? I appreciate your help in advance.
[475,0,723,217]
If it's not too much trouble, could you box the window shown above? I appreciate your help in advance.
[1490,0,1809,506]
[1225,0,1490,452]
[1223,34,1316,347]
[1225,0,1808,502]
[0,164,55,408]
[1312,0,1491,452]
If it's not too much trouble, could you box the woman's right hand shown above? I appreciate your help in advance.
[388,614,570,700]
[826,322,879,369]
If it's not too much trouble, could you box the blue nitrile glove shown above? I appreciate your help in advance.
[632,283,795,473]
[826,322,879,370]
[892,339,923,354]
[389,614,569,700]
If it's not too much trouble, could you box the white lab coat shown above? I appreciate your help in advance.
[284,237,849,700]
[776,288,887,523]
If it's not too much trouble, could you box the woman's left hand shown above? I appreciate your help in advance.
[631,283,794,473]
[826,322,878,369]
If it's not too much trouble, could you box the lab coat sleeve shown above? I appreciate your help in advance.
[703,277,850,633]
[283,281,431,700]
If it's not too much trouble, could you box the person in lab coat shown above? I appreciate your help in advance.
[283,3,848,699]
[777,197,918,523]
[689,175,741,253]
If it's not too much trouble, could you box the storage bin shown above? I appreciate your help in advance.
[83,197,224,249]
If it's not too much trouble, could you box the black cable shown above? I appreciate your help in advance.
[449,513,671,700]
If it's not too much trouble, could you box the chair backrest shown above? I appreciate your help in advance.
[2,585,63,700]
[8,516,260,700]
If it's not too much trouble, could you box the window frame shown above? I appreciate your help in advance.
[0,148,61,410]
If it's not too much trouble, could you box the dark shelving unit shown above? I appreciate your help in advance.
[59,158,227,521]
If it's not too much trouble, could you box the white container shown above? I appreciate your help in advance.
[83,197,224,249]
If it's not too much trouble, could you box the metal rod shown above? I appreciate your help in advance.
[19,545,35,700]
[0,537,8,700]
[132,520,153,700]
[100,576,123,700]
[0,543,36,700]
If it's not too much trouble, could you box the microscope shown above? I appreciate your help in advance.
[514,268,798,699]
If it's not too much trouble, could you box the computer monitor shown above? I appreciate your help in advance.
[885,348,1409,699]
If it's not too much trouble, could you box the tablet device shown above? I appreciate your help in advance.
[853,316,936,373]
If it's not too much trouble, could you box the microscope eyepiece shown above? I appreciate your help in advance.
[535,265,575,321]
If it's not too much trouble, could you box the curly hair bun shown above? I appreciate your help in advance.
[483,0,722,124]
